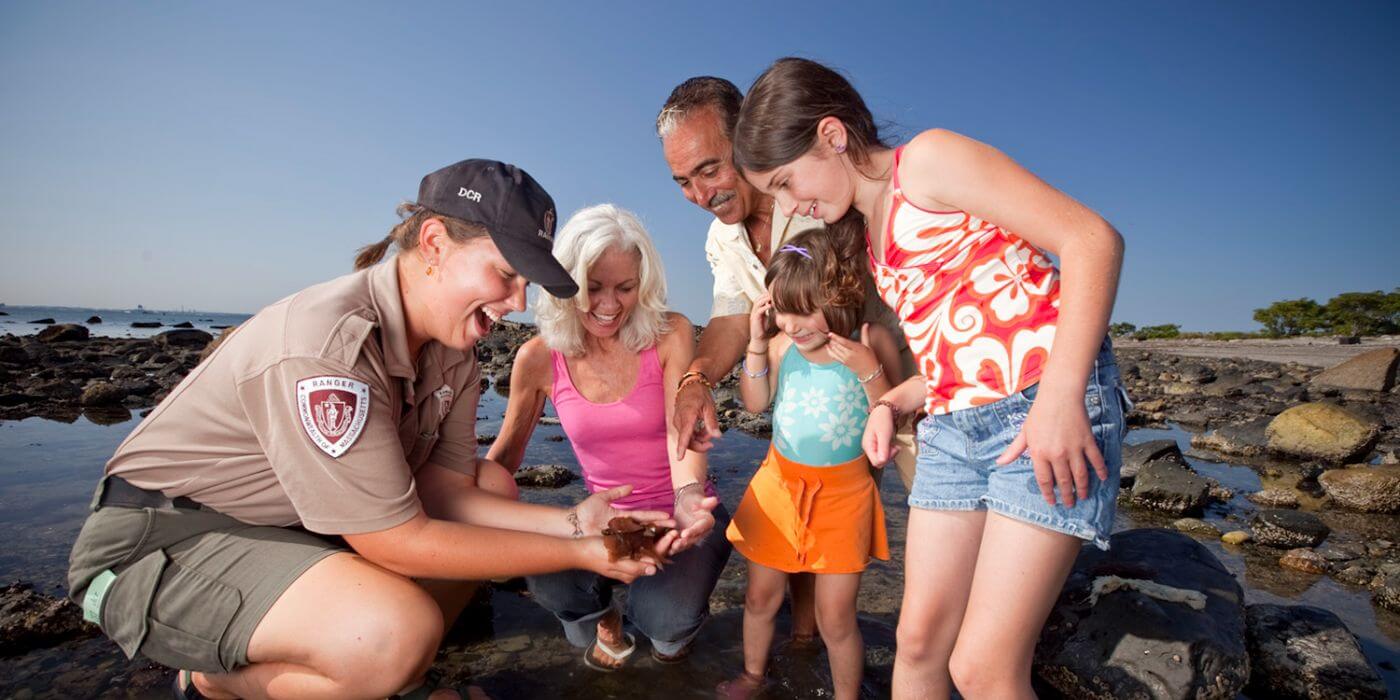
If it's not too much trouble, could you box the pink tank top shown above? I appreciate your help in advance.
[550,346,714,514]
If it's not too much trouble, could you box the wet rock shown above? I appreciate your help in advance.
[1317,465,1400,514]
[154,329,212,349]
[726,410,772,437]
[0,582,97,656]
[1244,603,1385,700]
[1311,347,1399,393]
[1222,530,1252,545]
[199,325,238,362]
[36,324,90,343]
[1122,439,1185,487]
[1130,461,1211,515]
[80,382,126,407]
[1252,510,1330,549]
[1335,564,1376,586]
[1035,529,1248,700]
[1172,518,1221,538]
[1317,542,1367,563]
[1265,403,1380,463]
[512,464,577,488]
[1278,548,1328,575]
[1372,566,1400,613]
[537,416,560,426]
[86,316,101,324]
[171,321,194,329]
[1247,488,1300,509]
[1191,416,1272,458]
[475,433,496,445]
[130,321,162,328]
[27,318,55,324]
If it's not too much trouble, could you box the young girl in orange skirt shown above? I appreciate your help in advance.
[721,229,904,700]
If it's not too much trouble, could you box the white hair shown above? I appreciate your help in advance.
[535,204,671,357]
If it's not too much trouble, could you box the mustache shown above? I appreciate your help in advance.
[707,191,736,209]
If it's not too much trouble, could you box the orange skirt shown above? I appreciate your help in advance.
[726,446,889,574]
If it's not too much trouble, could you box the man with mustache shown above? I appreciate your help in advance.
[657,76,915,648]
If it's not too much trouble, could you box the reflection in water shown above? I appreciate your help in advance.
[0,404,1395,697]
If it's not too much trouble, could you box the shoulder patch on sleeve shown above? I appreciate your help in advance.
[296,376,371,458]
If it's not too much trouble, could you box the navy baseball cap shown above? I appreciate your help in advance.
[417,159,578,298]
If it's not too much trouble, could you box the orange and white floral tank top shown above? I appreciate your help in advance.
[868,146,1060,416]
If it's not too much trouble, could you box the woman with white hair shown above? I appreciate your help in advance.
[489,204,729,671]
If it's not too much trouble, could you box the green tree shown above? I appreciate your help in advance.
[1108,322,1137,337]
[1252,298,1327,337]
[1324,290,1399,336]
[1133,324,1181,340]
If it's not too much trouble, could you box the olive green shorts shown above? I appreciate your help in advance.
[68,501,345,673]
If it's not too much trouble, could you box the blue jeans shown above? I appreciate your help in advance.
[526,504,733,655]
[908,339,1130,550]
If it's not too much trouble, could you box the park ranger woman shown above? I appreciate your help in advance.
[67,160,674,700]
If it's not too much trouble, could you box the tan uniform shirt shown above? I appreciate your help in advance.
[106,260,481,534]
[703,203,912,371]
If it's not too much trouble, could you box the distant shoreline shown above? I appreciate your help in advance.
[1119,335,1400,368]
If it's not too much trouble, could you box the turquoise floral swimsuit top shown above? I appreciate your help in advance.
[772,343,870,466]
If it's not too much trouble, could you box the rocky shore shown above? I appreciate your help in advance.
[1,325,1396,697]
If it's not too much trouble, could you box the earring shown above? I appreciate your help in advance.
[425,263,434,277]
[835,143,846,154]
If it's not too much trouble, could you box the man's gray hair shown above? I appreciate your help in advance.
[655,76,743,140]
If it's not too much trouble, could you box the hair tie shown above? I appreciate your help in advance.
[778,244,812,260]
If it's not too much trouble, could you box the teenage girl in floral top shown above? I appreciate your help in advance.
[733,57,1130,699]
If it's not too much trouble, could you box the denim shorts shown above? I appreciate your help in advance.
[908,340,1130,550]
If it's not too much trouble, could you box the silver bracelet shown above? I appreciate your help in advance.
[742,356,769,379]
[857,366,884,384]
[674,481,704,508]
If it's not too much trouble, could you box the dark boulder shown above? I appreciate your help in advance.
[1035,529,1248,700]
[27,318,55,324]
[85,315,102,324]
[35,324,89,343]
[1122,439,1186,487]
[154,329,213,349]
[513,464,577,488]
[0,582,97,656]
[1130,461,1211,516]
[1244,604,1385,700]
[171,321,194,329]
[1252,510,1330,549]
[80,381,127,407]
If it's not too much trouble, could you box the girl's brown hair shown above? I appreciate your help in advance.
[733,57,891,266]
[762,229,864,340]
[353,202,489,270]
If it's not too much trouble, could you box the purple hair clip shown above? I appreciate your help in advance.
[778,244,812,260]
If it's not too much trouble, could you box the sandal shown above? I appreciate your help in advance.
[715,671,767,700]
[171,670,207,700]
[583,631,636,672]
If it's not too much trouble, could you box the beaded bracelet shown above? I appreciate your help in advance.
[869,399,903,427]
[742,356,769,379]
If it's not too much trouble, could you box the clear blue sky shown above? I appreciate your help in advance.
[2,1,1397,331]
